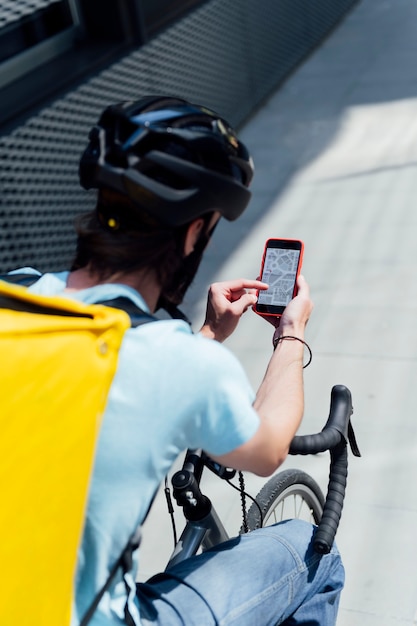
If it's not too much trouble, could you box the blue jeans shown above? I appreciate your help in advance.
[136,519,344,625]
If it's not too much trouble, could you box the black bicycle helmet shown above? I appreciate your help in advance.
[79,96,254,227]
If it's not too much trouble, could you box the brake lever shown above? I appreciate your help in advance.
[347,420,361,457]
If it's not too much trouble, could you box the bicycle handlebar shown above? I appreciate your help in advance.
[172,386,360,557]
[289,384,360,554]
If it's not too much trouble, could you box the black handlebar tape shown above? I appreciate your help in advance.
[288,385,353,554]
[289,385,353,455]
[313,444,348,554]
[289,428,340,455]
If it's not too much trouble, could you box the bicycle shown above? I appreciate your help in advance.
[83,385,360,625]
[164,384,360,570]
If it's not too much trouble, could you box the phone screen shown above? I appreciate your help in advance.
[255,239,303,316]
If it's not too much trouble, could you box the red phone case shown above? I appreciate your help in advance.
[254,238,304,318]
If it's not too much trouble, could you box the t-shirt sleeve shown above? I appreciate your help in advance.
[183,334,260,457]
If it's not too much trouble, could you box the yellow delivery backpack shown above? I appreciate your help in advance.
[0,278,144,626]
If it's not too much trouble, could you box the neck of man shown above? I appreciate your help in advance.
[66,265,161,313]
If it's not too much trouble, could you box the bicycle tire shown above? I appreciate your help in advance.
[241,469,325,533]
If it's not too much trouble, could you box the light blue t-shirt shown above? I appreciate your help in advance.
[20,270,260,625]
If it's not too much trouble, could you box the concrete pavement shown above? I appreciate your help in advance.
[140,1,417,623]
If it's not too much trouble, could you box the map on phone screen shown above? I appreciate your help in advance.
[258,248,300,307]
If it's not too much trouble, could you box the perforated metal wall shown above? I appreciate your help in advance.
[0,0,358,272]
[0,1,60,28]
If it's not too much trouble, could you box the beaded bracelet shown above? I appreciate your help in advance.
[272,335,312,369]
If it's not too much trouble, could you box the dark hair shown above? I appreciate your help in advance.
[72,189,214,305]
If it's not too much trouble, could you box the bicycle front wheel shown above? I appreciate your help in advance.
[242,469,325,532]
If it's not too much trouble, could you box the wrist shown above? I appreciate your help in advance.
[272,333,312,368]
[199,324,228,342]
[272,325,304,345]
[199,324,216,340]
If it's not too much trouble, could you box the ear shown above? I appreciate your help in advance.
[183,218,205,256]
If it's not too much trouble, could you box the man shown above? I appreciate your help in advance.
[25,96,344,624]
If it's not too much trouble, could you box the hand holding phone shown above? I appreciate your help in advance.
[253,238,304,318]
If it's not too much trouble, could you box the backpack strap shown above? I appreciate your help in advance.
[0,272,191,325]
[0,274,156,327]
[79,528,142,626]
[95,296,156,327]
[0,272,41,287]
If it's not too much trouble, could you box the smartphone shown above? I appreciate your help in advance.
[254,238,304,317]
